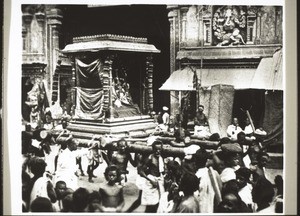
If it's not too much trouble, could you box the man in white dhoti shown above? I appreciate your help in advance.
[55,138,88,191]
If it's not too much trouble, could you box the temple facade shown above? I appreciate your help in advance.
[164,5,283,147]
[21,4,283,148]
[166,5,282,114]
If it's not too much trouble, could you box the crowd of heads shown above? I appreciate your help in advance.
[21,103,283,213]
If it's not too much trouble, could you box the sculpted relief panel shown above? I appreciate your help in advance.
[212,6,247,46]
[177,5,282,47]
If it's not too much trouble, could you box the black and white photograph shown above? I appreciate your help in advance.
[2,0,298,214]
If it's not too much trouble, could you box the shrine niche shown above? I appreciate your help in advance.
[61,34,160,137]
[212,6,247,46]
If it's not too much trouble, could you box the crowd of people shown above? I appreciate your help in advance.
[21,104,283,213]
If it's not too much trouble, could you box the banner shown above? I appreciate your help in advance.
[76,58,102,88]
[74,87,104,120]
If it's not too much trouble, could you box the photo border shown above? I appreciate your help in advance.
[3,0,297,215]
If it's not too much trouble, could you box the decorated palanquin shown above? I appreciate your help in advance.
[61,34,160,138]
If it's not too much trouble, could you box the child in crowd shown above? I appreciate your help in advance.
[108,138,136,185]
[87,135,104,182]
[99,165,125,212]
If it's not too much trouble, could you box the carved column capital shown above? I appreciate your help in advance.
[181,6,189,14]
[35,12,46,23]
[167,6,178,21]
[22,12,33,25]
[22,26,27,36]
[46,6,63,26]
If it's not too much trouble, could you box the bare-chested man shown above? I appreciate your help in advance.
[137,141,165,213]
[108,138,136,184]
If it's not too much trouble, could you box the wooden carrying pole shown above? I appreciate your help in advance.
[246,110,256,132]
[55,136,219,156]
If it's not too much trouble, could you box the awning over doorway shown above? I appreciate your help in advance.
[160,49,283,91]
[159,67,196,91]
[250,49,283,90]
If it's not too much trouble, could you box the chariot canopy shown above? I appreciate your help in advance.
[61,34,160,137]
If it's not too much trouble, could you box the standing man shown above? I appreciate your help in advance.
[194,148,222,213]
[161,106,170,132]
[55,137,88,191]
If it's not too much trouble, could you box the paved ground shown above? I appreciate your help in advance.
[76,153,283,213]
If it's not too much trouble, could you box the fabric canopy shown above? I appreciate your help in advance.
[159,67,196,91]
[250,49,283,90]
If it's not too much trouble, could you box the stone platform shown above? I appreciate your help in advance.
[67,115,157,139]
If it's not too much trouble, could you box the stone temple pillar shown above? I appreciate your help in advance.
[168,6,180,116]
[46,6,63,103]
[146,55,154,113]
[71,60,76,109]
[22,7,33,53]
[102,54,114,121]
